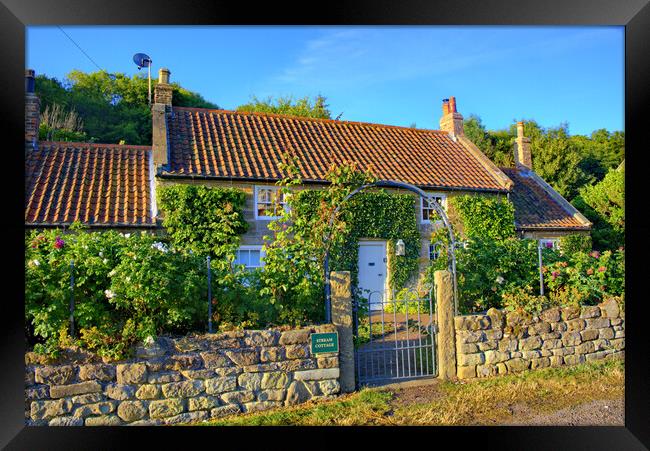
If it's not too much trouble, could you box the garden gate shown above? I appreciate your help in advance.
[353,287,438,386]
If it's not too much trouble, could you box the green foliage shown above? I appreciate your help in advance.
[452,237,562,313]
[25,228,208,359]
[383,287,433,314]
[157,184,248,258]
[463,116,624,203]
[463,115,514,167]
[572,166,624,250]
[38,103,89,142]
[259,162,378,325]
[544,249,625,305]
[35,70,219,145]
[502,286,554,315]
[559,234,592,256]
[450,195,515,242]
[237,95,332,119]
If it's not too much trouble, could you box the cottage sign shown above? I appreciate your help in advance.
[310,332,339,354]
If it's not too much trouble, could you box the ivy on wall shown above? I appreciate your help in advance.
[292,189,421,294]
[449,194,516,242]
[157,184,249,258]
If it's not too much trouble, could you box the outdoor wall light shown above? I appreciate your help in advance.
[395,239,405,256]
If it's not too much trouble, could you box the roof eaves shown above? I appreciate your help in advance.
[155,172,509,193]
[524,170,592,228]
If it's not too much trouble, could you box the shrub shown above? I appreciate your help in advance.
[544,248,624,305]
[502,286,556,315]
[559,233,592,256]
[25,227,209,359]
[453,237,562,313]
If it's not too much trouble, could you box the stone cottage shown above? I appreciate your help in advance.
[24,68,591,296]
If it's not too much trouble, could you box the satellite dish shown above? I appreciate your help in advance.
[133,53,152,69]
[132,52,153,105]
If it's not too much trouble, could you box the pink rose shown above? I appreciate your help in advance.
[590,251,600,259]
[586,268,594,275]
[598,266,606,273]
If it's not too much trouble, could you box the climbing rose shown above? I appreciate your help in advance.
[590,251,600,259]
[598,266,606,273]
[54,236,65,249]
[586,268,594,275]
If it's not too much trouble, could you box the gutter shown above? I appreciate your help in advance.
[25,222,159,229]
[155,172,508,194]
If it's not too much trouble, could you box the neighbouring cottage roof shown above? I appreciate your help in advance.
[501,167,591,231]
[25,142,156,227]
[161,107,510,192]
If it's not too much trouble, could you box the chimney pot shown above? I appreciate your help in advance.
[154,68,173,106]
[158,68,171,84]
[25,69,35,93]
[449,96,457,113]
[439,96,464,137]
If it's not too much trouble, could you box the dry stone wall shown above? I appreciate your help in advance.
[25,324,340,426]
[454,298,624,379]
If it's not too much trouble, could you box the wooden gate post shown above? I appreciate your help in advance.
[330,271,355,393]
[435,270,457,380]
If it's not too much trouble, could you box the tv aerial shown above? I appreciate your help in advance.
[133,53,153,105]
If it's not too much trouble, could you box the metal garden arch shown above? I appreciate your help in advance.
[323,180,458,322]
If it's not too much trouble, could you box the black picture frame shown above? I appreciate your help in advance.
[2,0,648,448]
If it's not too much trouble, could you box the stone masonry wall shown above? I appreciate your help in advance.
[454,298,624,379]
[25,324,340,426]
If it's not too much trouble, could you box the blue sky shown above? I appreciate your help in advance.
[26,26,624,135]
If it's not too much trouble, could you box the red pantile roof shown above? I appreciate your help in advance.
[501,167,590,230]
[25,142,155,227]
[163,107,510,192]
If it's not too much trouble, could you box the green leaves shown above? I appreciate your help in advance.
[237,95,332,119]
[157,185,248,258]
[450,195,515,242]
[34,70,219,145]
[25,228,209,360]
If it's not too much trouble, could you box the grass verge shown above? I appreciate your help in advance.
[197,357,624,426]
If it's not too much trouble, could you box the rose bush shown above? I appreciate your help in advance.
[25,227,209,359]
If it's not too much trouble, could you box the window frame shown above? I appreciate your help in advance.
[254,185,287,220]
[420,193,447,224]
[428,241,442,261]
[539,238,560,251]
[233,245,266,270]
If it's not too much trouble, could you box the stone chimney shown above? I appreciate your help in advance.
[154,68,173,106]
[25,69,40,151]
[514,121,532,169]
[152,68,172,168]
[439,96,464,138]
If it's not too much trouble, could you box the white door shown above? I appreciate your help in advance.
[358,241,387,310]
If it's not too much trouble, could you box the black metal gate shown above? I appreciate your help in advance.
[353,288,437,386]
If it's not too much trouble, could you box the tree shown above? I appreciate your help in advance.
[35,70,219,145]
[572,165,624,250]
[463,115,513,167]
[237,95,332,119]
[527,122,592,201]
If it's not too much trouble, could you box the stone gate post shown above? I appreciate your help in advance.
[330,271,355,392]
[435,270,457,380]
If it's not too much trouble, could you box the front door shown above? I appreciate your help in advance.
[358,241,387,310]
